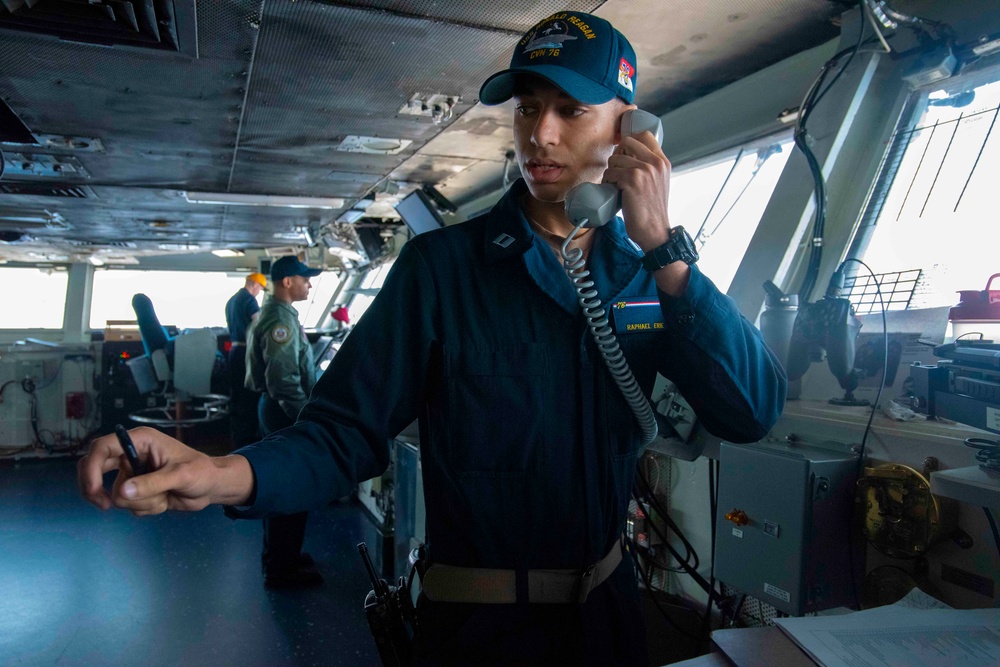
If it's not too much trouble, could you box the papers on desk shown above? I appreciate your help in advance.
[774,589,1000,667]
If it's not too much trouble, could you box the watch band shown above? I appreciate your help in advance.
[641,226,698,272]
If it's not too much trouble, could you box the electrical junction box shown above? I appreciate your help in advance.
[65,392,87,419]
[902,44,957,88]
[714,440,861,616]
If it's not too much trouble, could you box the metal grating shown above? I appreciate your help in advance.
[0,0,198,56]
[0,182,93,197]
[65,239,138,248]
[845,269,922,314]
[228,1,525,195]
[314,0,604,34]
[721,583,781,628]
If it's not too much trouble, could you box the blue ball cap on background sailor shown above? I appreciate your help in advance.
[270,255,322,282]
[479,12,637,106]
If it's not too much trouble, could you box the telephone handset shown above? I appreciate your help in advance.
[557,109,666,449]
[564,109,665,228]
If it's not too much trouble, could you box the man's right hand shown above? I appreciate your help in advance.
[77,426,255,516]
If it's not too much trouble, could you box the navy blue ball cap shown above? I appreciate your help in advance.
[271,256,322,282]
[479,12,637,106]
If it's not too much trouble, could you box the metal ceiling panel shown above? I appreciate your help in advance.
[228,1,523,196]
[609,0,842,112]
[0,0,261,189]
[0,0,199,56]
[0,0,848,261]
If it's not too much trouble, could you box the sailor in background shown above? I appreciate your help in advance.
[224,272,267,450]
[244,257,323,589]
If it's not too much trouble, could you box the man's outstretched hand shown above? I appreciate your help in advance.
[77,426,254,516]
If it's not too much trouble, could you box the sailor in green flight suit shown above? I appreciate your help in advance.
[245,255,323,588]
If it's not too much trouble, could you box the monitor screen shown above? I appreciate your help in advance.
[357,226,385,262]
[126,355,159,395]
[311,335,341,378]
[311,335,334,363]
[395,190,445,236]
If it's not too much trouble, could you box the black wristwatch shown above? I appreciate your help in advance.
[641,226,699,272]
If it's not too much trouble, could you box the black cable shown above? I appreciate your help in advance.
[840,258,887,463]
[796,2,869,301]
[633,536,687,573]
[35,358,66,392]
[793,129,827,302]
[700,460,720,643]
[984,508,1000,561]
[631,487,714,596]
[836,258,887,611]
[631,489,703,584]
[635,465,701,572]
[0,146,5,180]
[806,18,869,119]
[636,461,698,568]
[627,540,707,642]
[630,459,752,630]
[965,437,1000,474]
[24,382,47,448]
[730,594,747,628]
[870,0,954,44]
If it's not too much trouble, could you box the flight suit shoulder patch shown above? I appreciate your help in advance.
[270,325,291,343]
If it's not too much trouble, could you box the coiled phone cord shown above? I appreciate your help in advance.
[561,225,659,447]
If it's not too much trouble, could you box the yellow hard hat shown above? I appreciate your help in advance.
[247,272,267,288]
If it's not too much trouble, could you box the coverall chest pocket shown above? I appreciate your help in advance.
[442,343,549,475]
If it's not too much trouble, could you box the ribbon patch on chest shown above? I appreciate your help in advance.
[610,298,664,334]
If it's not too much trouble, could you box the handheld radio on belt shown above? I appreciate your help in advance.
[358,542,414,666]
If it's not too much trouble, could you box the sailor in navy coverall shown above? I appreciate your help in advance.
[79,11,786,666]
[231,176,783,663]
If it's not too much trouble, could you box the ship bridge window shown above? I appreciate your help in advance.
[347,258,397,324]
[850,69,1000,310]
[89,270,252,331]
[669,132,795,294]
[298,270,346,329]
[0,266,68,329]
[89,267,345,331]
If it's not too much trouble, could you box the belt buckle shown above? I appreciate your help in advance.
[577,563,598,603]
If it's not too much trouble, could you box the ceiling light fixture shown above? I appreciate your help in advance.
[184,192,346,209]
[211,249,245,258]
[336,136,412,155]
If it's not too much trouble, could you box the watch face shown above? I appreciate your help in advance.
[642,227,698,271]
[672,227,698,264]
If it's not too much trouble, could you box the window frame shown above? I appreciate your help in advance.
[669,128,796,294]
[846,62,1000,311]
[0,264,71,330]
